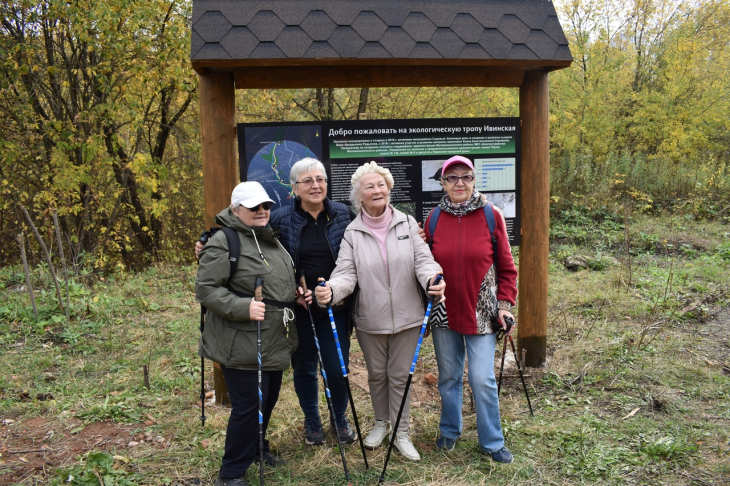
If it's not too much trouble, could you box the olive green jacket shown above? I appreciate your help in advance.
[196,208,298,371]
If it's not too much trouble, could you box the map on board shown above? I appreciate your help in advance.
[243,125,322,208]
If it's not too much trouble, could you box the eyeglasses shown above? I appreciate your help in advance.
[243,202,273,211]
[295,176,327,187]
[441,174,476,184]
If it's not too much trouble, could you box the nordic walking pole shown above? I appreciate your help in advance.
[507,333,534,416]
[318,278,369,470]
[254,277,265,486]
[301,277,352,485]
[378,275,442,485]
[199,306,207,427]
[496,316,534,416]
[497,336,508,395]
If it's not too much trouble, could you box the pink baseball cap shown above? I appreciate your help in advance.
[442,155,474,173]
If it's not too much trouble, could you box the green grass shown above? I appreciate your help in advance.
[1,212,729,484]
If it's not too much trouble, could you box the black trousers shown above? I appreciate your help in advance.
[219,365,283,480]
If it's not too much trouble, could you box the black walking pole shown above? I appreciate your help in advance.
[301,277,352,485]
[318,278,369,470]
[497,335,508,395]
[254,278,265,486]
[507,334,534,416]
[495,316,534,417]
[378,275,442,485]
[199,306,207,427]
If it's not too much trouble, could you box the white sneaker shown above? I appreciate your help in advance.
[363,420,389,450]
[393,431,421,461]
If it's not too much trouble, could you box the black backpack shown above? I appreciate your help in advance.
[197,226,238,426]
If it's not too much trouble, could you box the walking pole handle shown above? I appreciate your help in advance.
[429,274,443,305]
[254,277,264,302]
[317,277,330,308]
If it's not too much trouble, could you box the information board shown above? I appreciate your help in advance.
[238,117,520,245]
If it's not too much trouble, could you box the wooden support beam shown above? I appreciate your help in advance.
[518,70,549,368]
[199,72,237,405]
[234,65,525,89]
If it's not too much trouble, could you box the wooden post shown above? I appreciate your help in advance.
[518,70,549,367]
[199,72,237,405]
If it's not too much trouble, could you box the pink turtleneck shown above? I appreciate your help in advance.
[361,206,393,281]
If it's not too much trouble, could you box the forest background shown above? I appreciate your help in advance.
[1,0,729,270]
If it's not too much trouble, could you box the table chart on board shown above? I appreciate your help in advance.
[474,158,516,192]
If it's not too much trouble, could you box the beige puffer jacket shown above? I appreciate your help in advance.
[329,206,442,335]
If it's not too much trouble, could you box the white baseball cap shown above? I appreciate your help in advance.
[230,181,275,209]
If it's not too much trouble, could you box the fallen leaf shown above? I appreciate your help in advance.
[201,439,212,449]
[128,441,140,447]
[205,391,214,399]
[622,407,641,420]
[423,373,437,386]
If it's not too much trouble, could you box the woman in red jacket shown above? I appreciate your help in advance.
[424,155,518,464]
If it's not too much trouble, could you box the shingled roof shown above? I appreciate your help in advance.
[190,0,572,88]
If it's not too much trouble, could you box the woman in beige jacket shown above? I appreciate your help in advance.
[316,161,444,461]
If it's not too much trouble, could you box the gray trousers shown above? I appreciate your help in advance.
[356,325,420,433]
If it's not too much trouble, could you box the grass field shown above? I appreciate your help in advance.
[1,213,729,485]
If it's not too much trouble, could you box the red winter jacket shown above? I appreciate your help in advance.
[424,204,518,335]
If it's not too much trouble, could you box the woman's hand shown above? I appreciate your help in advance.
[314,282,332,307]
[428,274,446,303]
[497,309,515,337]
[416,222,428,243]
[249,299,266,321]
[296,287,313,308]
[195,240,205,259]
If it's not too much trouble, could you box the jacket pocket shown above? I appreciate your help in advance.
[226,320,271,367]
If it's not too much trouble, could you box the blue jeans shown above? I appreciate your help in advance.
[292,307,350,422]
[432,327,504,453]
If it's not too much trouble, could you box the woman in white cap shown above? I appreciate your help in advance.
[315,161,445,461]
[196,181,302,486]
[424,155,518,464]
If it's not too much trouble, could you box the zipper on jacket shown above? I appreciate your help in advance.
[324,211,337,262]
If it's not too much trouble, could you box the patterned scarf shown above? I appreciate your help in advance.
[439,189,484,217]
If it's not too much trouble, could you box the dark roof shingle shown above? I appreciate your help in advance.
[191,0,571,63]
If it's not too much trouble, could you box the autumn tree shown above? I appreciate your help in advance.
[0,0,197,268]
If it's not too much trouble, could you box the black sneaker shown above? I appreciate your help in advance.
[435,433,456,451]
[215,477,249,486]
[489,447,514,464]
[304,417,326,446]
[254,451,286,467]
[334,415,357,444]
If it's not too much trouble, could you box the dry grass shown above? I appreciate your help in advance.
[1,214,729,484]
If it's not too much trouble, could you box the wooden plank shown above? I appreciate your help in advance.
[193,58,572,70]
[233,65,526,89]
[517,70,549,368]
[199,72,237,405]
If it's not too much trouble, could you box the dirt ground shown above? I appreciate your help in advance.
[0,418,139,483]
